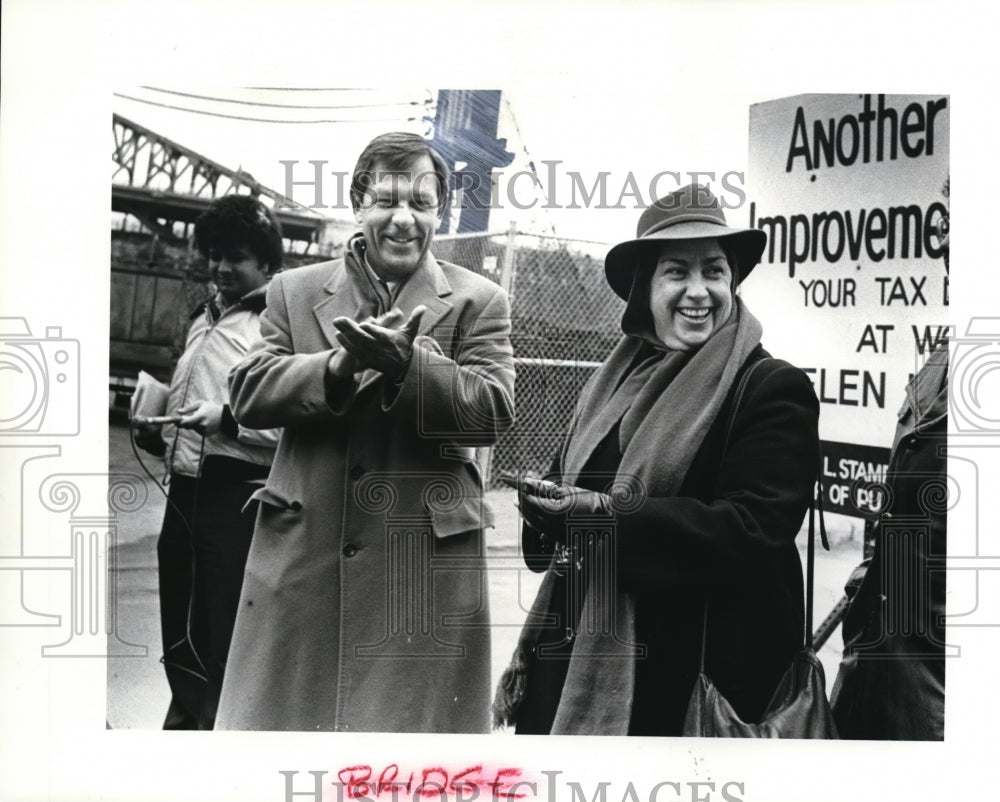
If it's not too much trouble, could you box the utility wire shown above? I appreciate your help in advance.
[502,96,558,237]
[140,86,430,111]
[245,87,371,91]
[114,92,420,125]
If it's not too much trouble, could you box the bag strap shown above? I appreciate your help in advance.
[806,447,830,649]
[699,357,767,673]
[721,357,766,457]
[698,358,828,670]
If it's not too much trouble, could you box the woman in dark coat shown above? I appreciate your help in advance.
[494,183,820,736]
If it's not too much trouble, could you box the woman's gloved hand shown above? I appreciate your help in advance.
[518,483,613,574]
[843,557,872,600]
[501,473,614,571]
[517,485,614,539]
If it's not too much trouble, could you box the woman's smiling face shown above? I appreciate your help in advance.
[649,238,734,351]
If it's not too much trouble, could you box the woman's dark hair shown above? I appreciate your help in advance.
[719,238,743,290]
[350,132,450,214]
[193,195,284,273]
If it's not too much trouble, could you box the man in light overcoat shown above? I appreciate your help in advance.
[216,132,515,732]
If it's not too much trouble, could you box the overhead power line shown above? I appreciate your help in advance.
[245,87,371,91]
[140,86,430,111]
[114,92,420,125]
[502,95,558,237]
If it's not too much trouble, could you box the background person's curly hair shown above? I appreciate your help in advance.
[193,195,284,274]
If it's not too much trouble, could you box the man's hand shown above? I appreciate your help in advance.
[133,421,166,456]
[177,400,224,436]
[326,308,406,380]
[332,305,426,381]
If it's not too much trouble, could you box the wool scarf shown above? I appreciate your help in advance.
[493,296,763,734]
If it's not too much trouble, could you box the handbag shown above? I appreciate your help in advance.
[681,359,839,738]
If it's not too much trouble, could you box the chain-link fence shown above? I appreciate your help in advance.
[433,230,623,486]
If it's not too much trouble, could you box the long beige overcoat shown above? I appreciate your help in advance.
[216,247,515,732]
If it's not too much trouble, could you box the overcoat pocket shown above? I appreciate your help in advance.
[244,485,303,514]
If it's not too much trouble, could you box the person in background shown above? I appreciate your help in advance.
[831,179,949,740]
[494,183,820,735]
[134,194,281,729]
[218,132,515,733]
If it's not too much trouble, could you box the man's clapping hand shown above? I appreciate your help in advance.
[332,305,426,381]
[326,307,406,379]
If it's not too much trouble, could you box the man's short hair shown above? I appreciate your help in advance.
[194,194,284,273]
[350,132,451,214]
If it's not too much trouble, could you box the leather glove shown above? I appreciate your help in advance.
[518,483,613,574]
[517,482,613,542]
[843,558,872,600]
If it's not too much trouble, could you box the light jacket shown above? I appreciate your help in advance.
[162,284,279,478]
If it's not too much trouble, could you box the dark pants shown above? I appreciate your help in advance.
[157,457,264,730]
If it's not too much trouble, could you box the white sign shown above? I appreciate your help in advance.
[742,94,950,516]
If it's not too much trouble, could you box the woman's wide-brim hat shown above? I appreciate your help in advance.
[604,183,767,300]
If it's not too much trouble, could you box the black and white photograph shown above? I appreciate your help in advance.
[1,2,998,801]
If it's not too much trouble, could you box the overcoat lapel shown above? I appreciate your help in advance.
[312,262,375,349]
[332,249,454,397]
[310,250,454,342]
[394,251,454,337]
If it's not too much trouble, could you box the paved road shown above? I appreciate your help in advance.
[107,417,857,730]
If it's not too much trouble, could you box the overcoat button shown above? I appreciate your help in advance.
[343,544,358,558]
[349,465,365,480]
